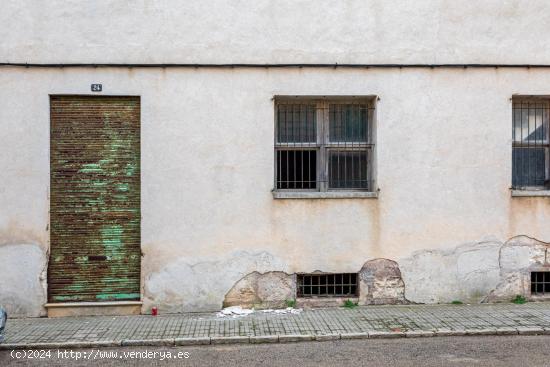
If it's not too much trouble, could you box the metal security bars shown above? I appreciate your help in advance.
[512,99,550,189]
[531,272,550,296]
[275,97,375,192]
[297,273,358,297]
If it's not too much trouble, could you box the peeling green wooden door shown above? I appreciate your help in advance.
[48,96,141,302]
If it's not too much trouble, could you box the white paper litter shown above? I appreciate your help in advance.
[262,307,302,315]
[216,306,254,318]
[216,306,302,318]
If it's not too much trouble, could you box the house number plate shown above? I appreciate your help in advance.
[91,84,103,92]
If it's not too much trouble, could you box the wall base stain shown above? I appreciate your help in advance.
[401,236,550,304]
[0,223,47,250]
[400,240,502,304]
[142,250,287,313]
[485,236,550,302]
[223,258,409,309]
[0,244,47,317]
[3,235,550,317]
[220,236,550,311]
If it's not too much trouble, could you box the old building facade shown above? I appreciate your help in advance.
[1,1,550,317]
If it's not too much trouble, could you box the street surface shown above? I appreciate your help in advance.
[1,335,550,366]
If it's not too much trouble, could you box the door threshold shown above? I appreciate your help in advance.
[45,301,142,318]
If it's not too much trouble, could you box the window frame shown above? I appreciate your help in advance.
[273,96,377,194]
[511,97,550,190]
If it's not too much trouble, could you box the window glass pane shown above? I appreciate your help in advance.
[276,150,317,189]
[277,104,316,143]
[513,101,549,144]
[512,147,546,187]
[329,104,368,143]
[328,150,368,189]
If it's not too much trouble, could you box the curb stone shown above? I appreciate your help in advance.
[368,331,405,339]
[250,335,278,344]
[0,344,21,350]
[340,332,369,340]
[121,339,175,347]
[495,327,519,335]
[175,337,210,346]
[434,329,466,336]
[517,327,544,335]
[59,341,122,348]
[314,334,340,341]
[465,328,497,336]
[405,330,435,338]
[1,329,550,350]
[279,334,315,343]
[0,341,122,350]
[210,336,249,344]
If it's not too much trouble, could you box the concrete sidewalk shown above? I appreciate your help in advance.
[2,304,550,349]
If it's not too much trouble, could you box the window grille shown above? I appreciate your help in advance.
[297,273,358,297]
[531,271,550,296]
[512,99,550,189]
[275,97,375,192]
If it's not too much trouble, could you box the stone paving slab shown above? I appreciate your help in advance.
[2,304,550,349]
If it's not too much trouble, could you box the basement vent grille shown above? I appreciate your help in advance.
[531,271,550,296]
[297,273,358,297]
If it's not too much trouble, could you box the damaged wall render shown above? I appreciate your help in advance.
[223,258,408,309]
[2,2,550,316]
[0,244,47,317]
[222,236,550,310]
[2,67,550,316]
[2,66,550,316]
[0,223,49,317]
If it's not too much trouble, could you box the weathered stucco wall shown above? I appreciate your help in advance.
[2,66,550,315]
[2,0,550,64]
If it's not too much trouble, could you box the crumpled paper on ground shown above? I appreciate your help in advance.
[216,306,302,318]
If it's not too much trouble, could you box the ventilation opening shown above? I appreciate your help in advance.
[297,273,358,297]
[531,271,550,296]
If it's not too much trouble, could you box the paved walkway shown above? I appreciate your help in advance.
[3,304,550,349]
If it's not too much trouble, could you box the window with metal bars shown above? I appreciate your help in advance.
[512,98,550,189]
[274,97,375,192]
[531,271,550,296]
[297,273,358,297]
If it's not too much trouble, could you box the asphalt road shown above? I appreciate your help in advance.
[2,335,550,366]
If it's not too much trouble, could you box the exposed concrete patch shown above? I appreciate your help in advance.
[143,251,287,313]
[138,236,550,313]
[0,244,47,317]
[485,236,550,302]
[400,241,502,304]
[400,236,550,304]
[358,259,408,305]
[223,271,295,309]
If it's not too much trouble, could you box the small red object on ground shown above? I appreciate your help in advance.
[151,307,158,316]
